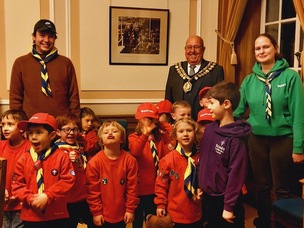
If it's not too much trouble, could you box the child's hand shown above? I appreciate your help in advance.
[141,118,156,135]
[30,193,48,211]
[93,214,104,226]
[196,188,203,200]
[69,150,77,162]
[124,212,134,223]
[167,143,175,151]
[222,209,235,223]
[156,208,166,217]
[4,189,9,202]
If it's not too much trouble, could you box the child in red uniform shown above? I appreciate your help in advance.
[155,118,202,227]
[12,113,75,228]
[55,113,96,228]
[156,99,173,124]
[198,86,211,108]
[86,120,139,228]
[128,102,171,228]
[167,100,192,151]
[0,110,31,228]
[78,107,101,161]
[197,108,215,135]
[171,100,192,122]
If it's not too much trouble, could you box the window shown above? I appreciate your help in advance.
[261,0,302,71]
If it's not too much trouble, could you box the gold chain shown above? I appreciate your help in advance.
[175,62,216,93]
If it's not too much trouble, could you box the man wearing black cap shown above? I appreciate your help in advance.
[9,19,80,118]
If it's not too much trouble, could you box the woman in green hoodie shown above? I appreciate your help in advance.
[234,33,304,228]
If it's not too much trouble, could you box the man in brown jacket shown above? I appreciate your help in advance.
[9,19,80,118]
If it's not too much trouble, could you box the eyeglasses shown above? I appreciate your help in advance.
[185,45,202,51]
[61,127,79,134]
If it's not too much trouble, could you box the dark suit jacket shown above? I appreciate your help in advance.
[165,59,224,120]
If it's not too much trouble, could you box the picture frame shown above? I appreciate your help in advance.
[109,6,170,65]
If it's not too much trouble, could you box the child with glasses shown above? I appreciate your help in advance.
[78,107,101,161]
[55,113,97,228]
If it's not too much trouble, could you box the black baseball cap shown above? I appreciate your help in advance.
[34,19,57,34]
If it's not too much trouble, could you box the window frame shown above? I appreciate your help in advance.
[260,0,302,72]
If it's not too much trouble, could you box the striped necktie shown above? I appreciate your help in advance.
[256,70,282,122]
[30,146,57,193]
[32,45,58,96]
[175,143,198,199]
[149,140,159,169]
[55,140,87,169]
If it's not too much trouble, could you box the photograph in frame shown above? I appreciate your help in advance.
[109,6,170,65]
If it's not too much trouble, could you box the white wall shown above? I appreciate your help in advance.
[4,0,40,89]
[79,0,190,91]
[1,0,219,115]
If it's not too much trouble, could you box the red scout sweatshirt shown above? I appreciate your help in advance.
[155,150,202,224]
[0,139,31,211]
[128,132,170,196]
[12,147,75,222]
[85,150,139,223]
[54,142,86,203]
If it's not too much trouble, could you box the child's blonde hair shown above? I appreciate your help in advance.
[171,118,201,147]
[98,120,126,148]
[172,100,191,113]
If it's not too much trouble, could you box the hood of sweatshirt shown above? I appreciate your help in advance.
[212,118,252,139]
[252,58,289,78]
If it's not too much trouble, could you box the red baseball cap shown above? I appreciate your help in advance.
[135,102,159,120]
[18,113,58,131]
[199,86,211,100]
[156,100,172,114]
[197,108,215,123]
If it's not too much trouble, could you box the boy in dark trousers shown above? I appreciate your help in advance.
[55,113,96,228]
[198,81,251,228]
[12,113,75,228]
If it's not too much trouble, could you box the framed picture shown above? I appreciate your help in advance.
[109,6,169,65]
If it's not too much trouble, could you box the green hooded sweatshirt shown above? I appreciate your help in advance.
[234,58,304,154]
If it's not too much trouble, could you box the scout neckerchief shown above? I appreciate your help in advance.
[175,61,216,93]
[32,44,58,96]
[256,70,282,122]
[30,145,57,194]
[175,143,198,199]
[55,140,87,169]
[148,135,159,169]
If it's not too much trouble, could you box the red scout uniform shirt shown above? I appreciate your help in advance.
[78,130,100,161]
[12,147,75,222]
[55,143,86,203]
[0,139,31,211]
[154,150,202,224]
[128,132,170,196]
[85,150,139,223]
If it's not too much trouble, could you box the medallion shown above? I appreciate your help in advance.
[175,61,216,93]
[183,81,192,93]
